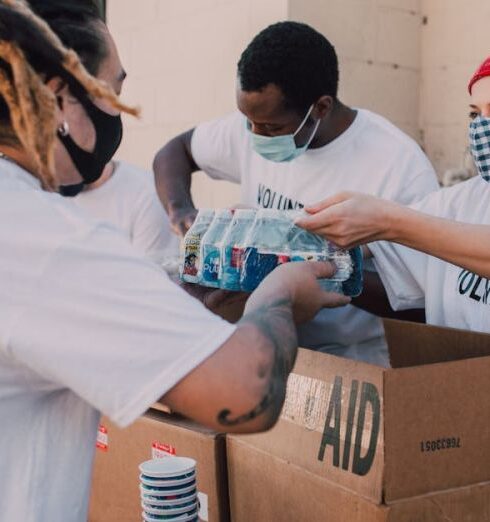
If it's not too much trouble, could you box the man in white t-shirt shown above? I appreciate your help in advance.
[154,21,439,366]
[74,160,179,263]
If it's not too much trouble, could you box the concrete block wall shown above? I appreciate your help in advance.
[108,0,287,208]
[108,0,489,204]
[289,0,423,141]
[419,0,490,177]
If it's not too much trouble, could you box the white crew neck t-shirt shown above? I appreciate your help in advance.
[74,161,179,263]
[191,109,439,365]
[370,176,490,332]
[0,159,236,521]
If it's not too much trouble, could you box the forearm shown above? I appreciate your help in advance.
[153,132,197,214]
[162,291,297,434]
[389,207,490,279]
[217,296,297,429]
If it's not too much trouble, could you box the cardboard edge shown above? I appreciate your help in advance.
[381,371,387,505]
[144,411,231,521]
[214,433,231,522]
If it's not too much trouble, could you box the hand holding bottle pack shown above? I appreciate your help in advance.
[180,208,363,296]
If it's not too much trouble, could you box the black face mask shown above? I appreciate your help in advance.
[57,89,123,197]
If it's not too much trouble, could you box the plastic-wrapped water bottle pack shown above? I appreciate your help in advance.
[179,208,363,296]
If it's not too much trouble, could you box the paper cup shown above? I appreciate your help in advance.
[140,482,197,499]
[140,492,197,506]
[142,507,198,521]
[141,500,198,516]
[139,457,196,478]
[139,473,196,488]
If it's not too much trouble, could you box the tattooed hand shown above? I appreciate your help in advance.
[247,261,351,325]
[217,262,350,428]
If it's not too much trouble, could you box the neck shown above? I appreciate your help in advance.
[310,101,357,149]
[83,161,115,192]
[0,145,39,177]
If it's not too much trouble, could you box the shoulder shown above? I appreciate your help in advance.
[192,111,248,146]
[112,161,155,193]
[194,111,245,132]
[359,110,427,156]
[411,176,486,218]
[114,161,152,183]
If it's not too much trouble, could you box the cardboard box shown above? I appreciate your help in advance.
[89,410,230,522]
[228,320,490,506]
[227,435,490,521]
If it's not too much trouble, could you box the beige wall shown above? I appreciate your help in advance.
[289,0,422,141]
[108,0,489,205]
[108,0,287,207]
[420,0,490,177]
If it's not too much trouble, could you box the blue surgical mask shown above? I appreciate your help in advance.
[469,115,490,182]
[248,104,320,162]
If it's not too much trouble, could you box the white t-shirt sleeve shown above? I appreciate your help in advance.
[191,111,246,183]
[390,148,440,206]
[397,166,440,205]
[370,240,427,310]
[7,223,236,428]
[369,187,451,310]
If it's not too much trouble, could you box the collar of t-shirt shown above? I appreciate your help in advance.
[296,108,366,159]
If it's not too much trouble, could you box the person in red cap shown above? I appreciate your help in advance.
[468,57,490,95]
[295,55,490,335]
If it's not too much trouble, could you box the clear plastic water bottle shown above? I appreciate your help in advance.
[240,209,292,292]
[198,209,234,288]
[219,209,257,291]
[180,209,214,283]
[287,211,363,296]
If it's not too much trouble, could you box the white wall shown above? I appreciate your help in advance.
[108,0,287,207]
[108,0,490,198]
[289,0,423,142]
[419,0,490,177]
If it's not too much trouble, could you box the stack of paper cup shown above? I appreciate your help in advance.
[139,457,199,522]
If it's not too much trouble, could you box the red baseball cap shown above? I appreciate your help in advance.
[468,56,490,94]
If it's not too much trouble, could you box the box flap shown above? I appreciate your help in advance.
[387,482,490,521]
[383,356,490,501]
[146,410,223,439]
[232,348,386,503]
[383,319,490,368]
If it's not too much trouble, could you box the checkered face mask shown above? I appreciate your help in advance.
[469,115,490,182]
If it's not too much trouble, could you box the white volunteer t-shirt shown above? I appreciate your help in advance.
[74,160,179,262]
[371,176,490,332]
[191,109,439,365]
[0,159,235,522]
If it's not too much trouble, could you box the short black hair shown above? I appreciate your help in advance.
[237,21,339,114]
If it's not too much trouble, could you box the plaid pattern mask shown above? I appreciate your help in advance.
[469,115,490,182]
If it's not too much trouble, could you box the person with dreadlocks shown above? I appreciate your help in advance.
[0,1,349,519]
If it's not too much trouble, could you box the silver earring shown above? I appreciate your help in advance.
[58,121,70,136]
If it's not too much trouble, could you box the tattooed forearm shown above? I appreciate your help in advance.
[217,297,297,427]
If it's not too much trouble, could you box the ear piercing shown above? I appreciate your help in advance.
[58,121,70,136]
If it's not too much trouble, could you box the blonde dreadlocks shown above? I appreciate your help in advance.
[0,0,138,191]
